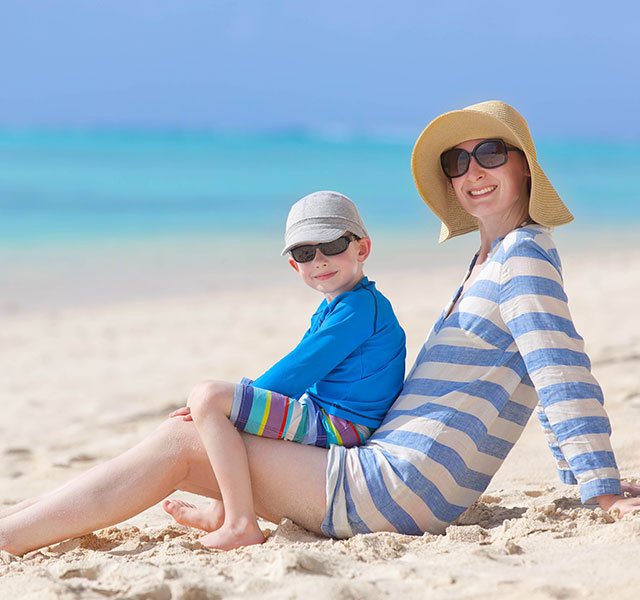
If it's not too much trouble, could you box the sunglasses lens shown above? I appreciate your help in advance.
[319,237,350,256]
[475,140,508,169]
[440,148,469,178]
[290,236,353,263]
[441,139,513,178]
[290,245,316,263]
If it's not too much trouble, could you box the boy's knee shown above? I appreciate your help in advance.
[187,380,229,417]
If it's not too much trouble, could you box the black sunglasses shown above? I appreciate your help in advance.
[440,139,524,179]
[290,234,358,263]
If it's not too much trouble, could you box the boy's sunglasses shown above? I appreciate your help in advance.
[290,234,358,263]
[440,139,523,179]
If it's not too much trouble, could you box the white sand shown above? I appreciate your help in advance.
[1,234,639,599]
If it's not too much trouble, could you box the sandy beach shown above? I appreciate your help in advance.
[1,232,639,599]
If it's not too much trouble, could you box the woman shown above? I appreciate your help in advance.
[1,100,638,555]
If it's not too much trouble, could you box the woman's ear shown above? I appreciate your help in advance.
[288,258,300,272]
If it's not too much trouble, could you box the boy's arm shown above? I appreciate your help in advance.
[252,295,375,398]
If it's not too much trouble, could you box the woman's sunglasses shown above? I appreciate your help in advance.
[290,234,358,263]
[440,139,523,179]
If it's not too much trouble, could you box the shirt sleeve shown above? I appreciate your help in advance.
[252,293,375,399]
[534,404,579,484]
[498,236,621,503]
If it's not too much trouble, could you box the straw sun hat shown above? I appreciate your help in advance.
[411,100,573,242]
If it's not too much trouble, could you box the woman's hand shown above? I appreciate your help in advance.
[168,406,193,421]
[596,480,640,517]
[621,480,640,497]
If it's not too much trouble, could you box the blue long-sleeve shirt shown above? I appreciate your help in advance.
[253,276,406,428]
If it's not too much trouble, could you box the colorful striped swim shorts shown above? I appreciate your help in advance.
[229,381,373,448]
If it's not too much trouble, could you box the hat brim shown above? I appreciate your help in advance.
[411,107,573,242]
[281,227,348,256]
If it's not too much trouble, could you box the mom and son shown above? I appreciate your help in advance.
[3,101,635,557]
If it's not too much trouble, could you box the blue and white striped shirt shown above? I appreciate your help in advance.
[322,225,621,537]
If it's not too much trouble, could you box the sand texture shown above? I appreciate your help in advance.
[1,240,639,599]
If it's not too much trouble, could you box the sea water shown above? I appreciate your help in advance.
[1,129,638,247]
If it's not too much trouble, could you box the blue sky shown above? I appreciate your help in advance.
[1,1,638,138]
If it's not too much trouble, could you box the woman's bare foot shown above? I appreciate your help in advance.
[198,517,265,550]
[162,499,225,532]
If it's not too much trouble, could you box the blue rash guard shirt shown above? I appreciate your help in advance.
[252,276,406,429]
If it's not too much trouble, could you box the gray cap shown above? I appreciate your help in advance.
[281,191,369,255]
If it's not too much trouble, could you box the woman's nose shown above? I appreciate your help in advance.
[466,158,486,180]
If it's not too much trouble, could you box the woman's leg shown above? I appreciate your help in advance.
[0,461,112,519]
[0,417,328,556]
[0,418,194,556]
[0,497,40,519]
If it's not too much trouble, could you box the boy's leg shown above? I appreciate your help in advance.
[184,380,264,550]
[163,383,368,539]
[165,380,309,533]
[321,412,374,448]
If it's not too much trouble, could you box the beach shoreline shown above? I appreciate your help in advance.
[1,224,636,313]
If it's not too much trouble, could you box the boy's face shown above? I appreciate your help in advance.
[289,236,371,301]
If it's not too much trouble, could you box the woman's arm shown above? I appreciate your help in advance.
[498,234,622,504]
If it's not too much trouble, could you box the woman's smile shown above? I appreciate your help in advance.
[467,185,497,198]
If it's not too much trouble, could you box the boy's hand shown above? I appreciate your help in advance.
[597,480,640,517]
[168,406,193,421]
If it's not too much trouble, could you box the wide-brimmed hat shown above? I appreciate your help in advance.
[411,100,573,242]
[281,191,369,255]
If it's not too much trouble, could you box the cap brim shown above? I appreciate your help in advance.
[281,227,347,255]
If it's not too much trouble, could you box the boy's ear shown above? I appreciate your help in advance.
[288,258,300,272]
[356,238,372,263]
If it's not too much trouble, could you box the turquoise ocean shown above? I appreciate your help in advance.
[1,130,638,247]
[1,130,638,310]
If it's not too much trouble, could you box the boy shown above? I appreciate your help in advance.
[164,191,406,550]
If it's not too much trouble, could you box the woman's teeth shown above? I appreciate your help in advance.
[469,186,497,196]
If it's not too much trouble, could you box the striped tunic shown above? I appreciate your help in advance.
[322,225,621,537]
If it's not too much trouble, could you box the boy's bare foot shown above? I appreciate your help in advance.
[198,518,265,551]
[162,499,225,532]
